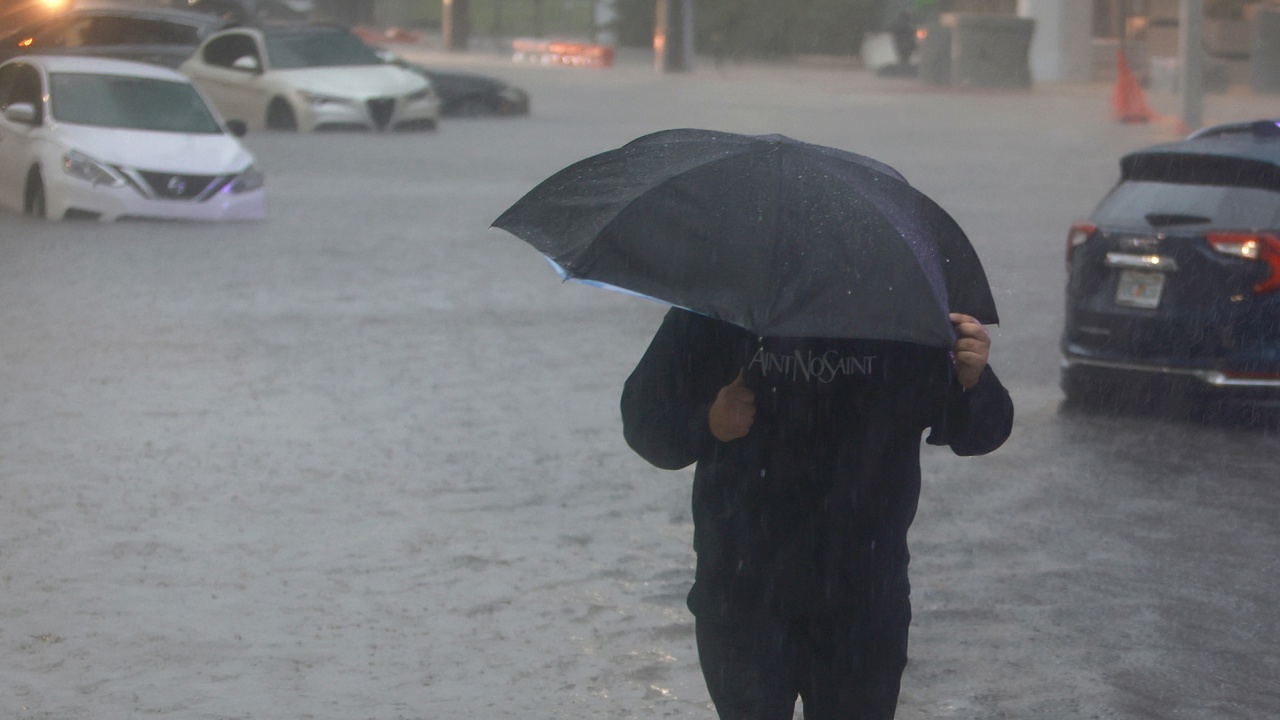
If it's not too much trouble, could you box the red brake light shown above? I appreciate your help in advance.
[1066,222,1096,272]
[1206,232,1280,293]
[1222,369,1280,380]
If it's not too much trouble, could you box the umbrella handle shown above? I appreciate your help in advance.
[740,338,775,484]
[742,337,767,392]
[743,375,770,487]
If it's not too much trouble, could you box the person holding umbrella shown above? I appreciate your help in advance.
[621,307,1011,720]
[494,129,1014,720]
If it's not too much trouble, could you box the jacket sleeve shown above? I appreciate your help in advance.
[621,309,720,470]
[925,364,1014,456]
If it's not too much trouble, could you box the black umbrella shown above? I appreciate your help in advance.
[492,128,998,348]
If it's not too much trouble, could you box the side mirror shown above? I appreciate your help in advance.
[225,119,247,137]
[231,55,261,73]
[3,102,36,125]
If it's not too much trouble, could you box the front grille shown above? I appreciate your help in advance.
[137,171,216,201]
[367,97,395,130]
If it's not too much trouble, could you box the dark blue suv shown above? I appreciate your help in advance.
[1061,119,1280,415]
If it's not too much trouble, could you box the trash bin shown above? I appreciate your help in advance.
[943,12,1035,88]
[917,22,951,85]
[1251,6,1280,94]
[861,32,899,70]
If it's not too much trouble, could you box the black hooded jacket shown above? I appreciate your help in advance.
[621,308,1014,621]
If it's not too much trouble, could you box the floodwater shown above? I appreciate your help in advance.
[2,43,1280,719]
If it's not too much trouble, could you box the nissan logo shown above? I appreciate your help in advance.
[166,176,187,195]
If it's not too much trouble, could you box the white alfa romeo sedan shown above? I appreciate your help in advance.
[0,55,266,221]
[179,24,440,132]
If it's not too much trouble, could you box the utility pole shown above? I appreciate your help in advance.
[1179,0,1203,131]
[442,0,471,51]
[654,0,694,73]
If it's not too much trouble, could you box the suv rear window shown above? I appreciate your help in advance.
[1121,151,1280,192]
[1092,180,1280,230]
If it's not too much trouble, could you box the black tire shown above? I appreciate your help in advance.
[24,167,46,218]
[266,98,298,131]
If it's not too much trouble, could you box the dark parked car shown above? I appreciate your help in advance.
[0,5,232,67]
[169,0,312,25]
[393,58,529,117]
[1061,119,1280,417]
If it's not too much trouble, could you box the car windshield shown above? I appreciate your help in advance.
[50,72,223,134]
[1092,180,1280,230]
[264,30,382,69]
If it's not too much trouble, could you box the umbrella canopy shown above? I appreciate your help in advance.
[493,128,998,348]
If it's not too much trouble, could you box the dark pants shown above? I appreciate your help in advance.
[695,596,910,720]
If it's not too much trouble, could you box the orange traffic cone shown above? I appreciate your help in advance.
[1112,47,1155,124]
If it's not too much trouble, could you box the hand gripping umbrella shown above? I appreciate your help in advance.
[492,128,998,348]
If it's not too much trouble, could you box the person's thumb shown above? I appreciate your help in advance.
[730,369,746,387]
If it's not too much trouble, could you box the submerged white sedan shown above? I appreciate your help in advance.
[179,24,440,133]
[0,55,266,221]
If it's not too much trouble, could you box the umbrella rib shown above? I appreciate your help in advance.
[575,145,761,288]
[761,146,789,337]
[808,151,958,335]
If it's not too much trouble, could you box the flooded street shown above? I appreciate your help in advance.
[3,47,1280,718]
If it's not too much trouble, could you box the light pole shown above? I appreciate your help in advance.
[1179,0,1204,131]
[442,0,471,51]
[654,0,694,73]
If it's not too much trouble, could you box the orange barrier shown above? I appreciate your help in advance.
[512,38,615,67]
[352,26,424,45]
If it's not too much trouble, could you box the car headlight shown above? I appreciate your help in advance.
[405,87,435,102]
[298,90,350,107]
[62,150,125,187]
[228,165,265,194]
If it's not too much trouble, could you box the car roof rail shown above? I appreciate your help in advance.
[1185,119,1280,141]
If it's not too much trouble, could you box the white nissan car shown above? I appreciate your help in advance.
[179,24,440,132]
[0,55,266,221]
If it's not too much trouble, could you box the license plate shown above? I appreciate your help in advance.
[1115,270,1165,309]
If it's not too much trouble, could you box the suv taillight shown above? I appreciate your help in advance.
[1206,232,1280,293]
[1066,222,1097,273]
